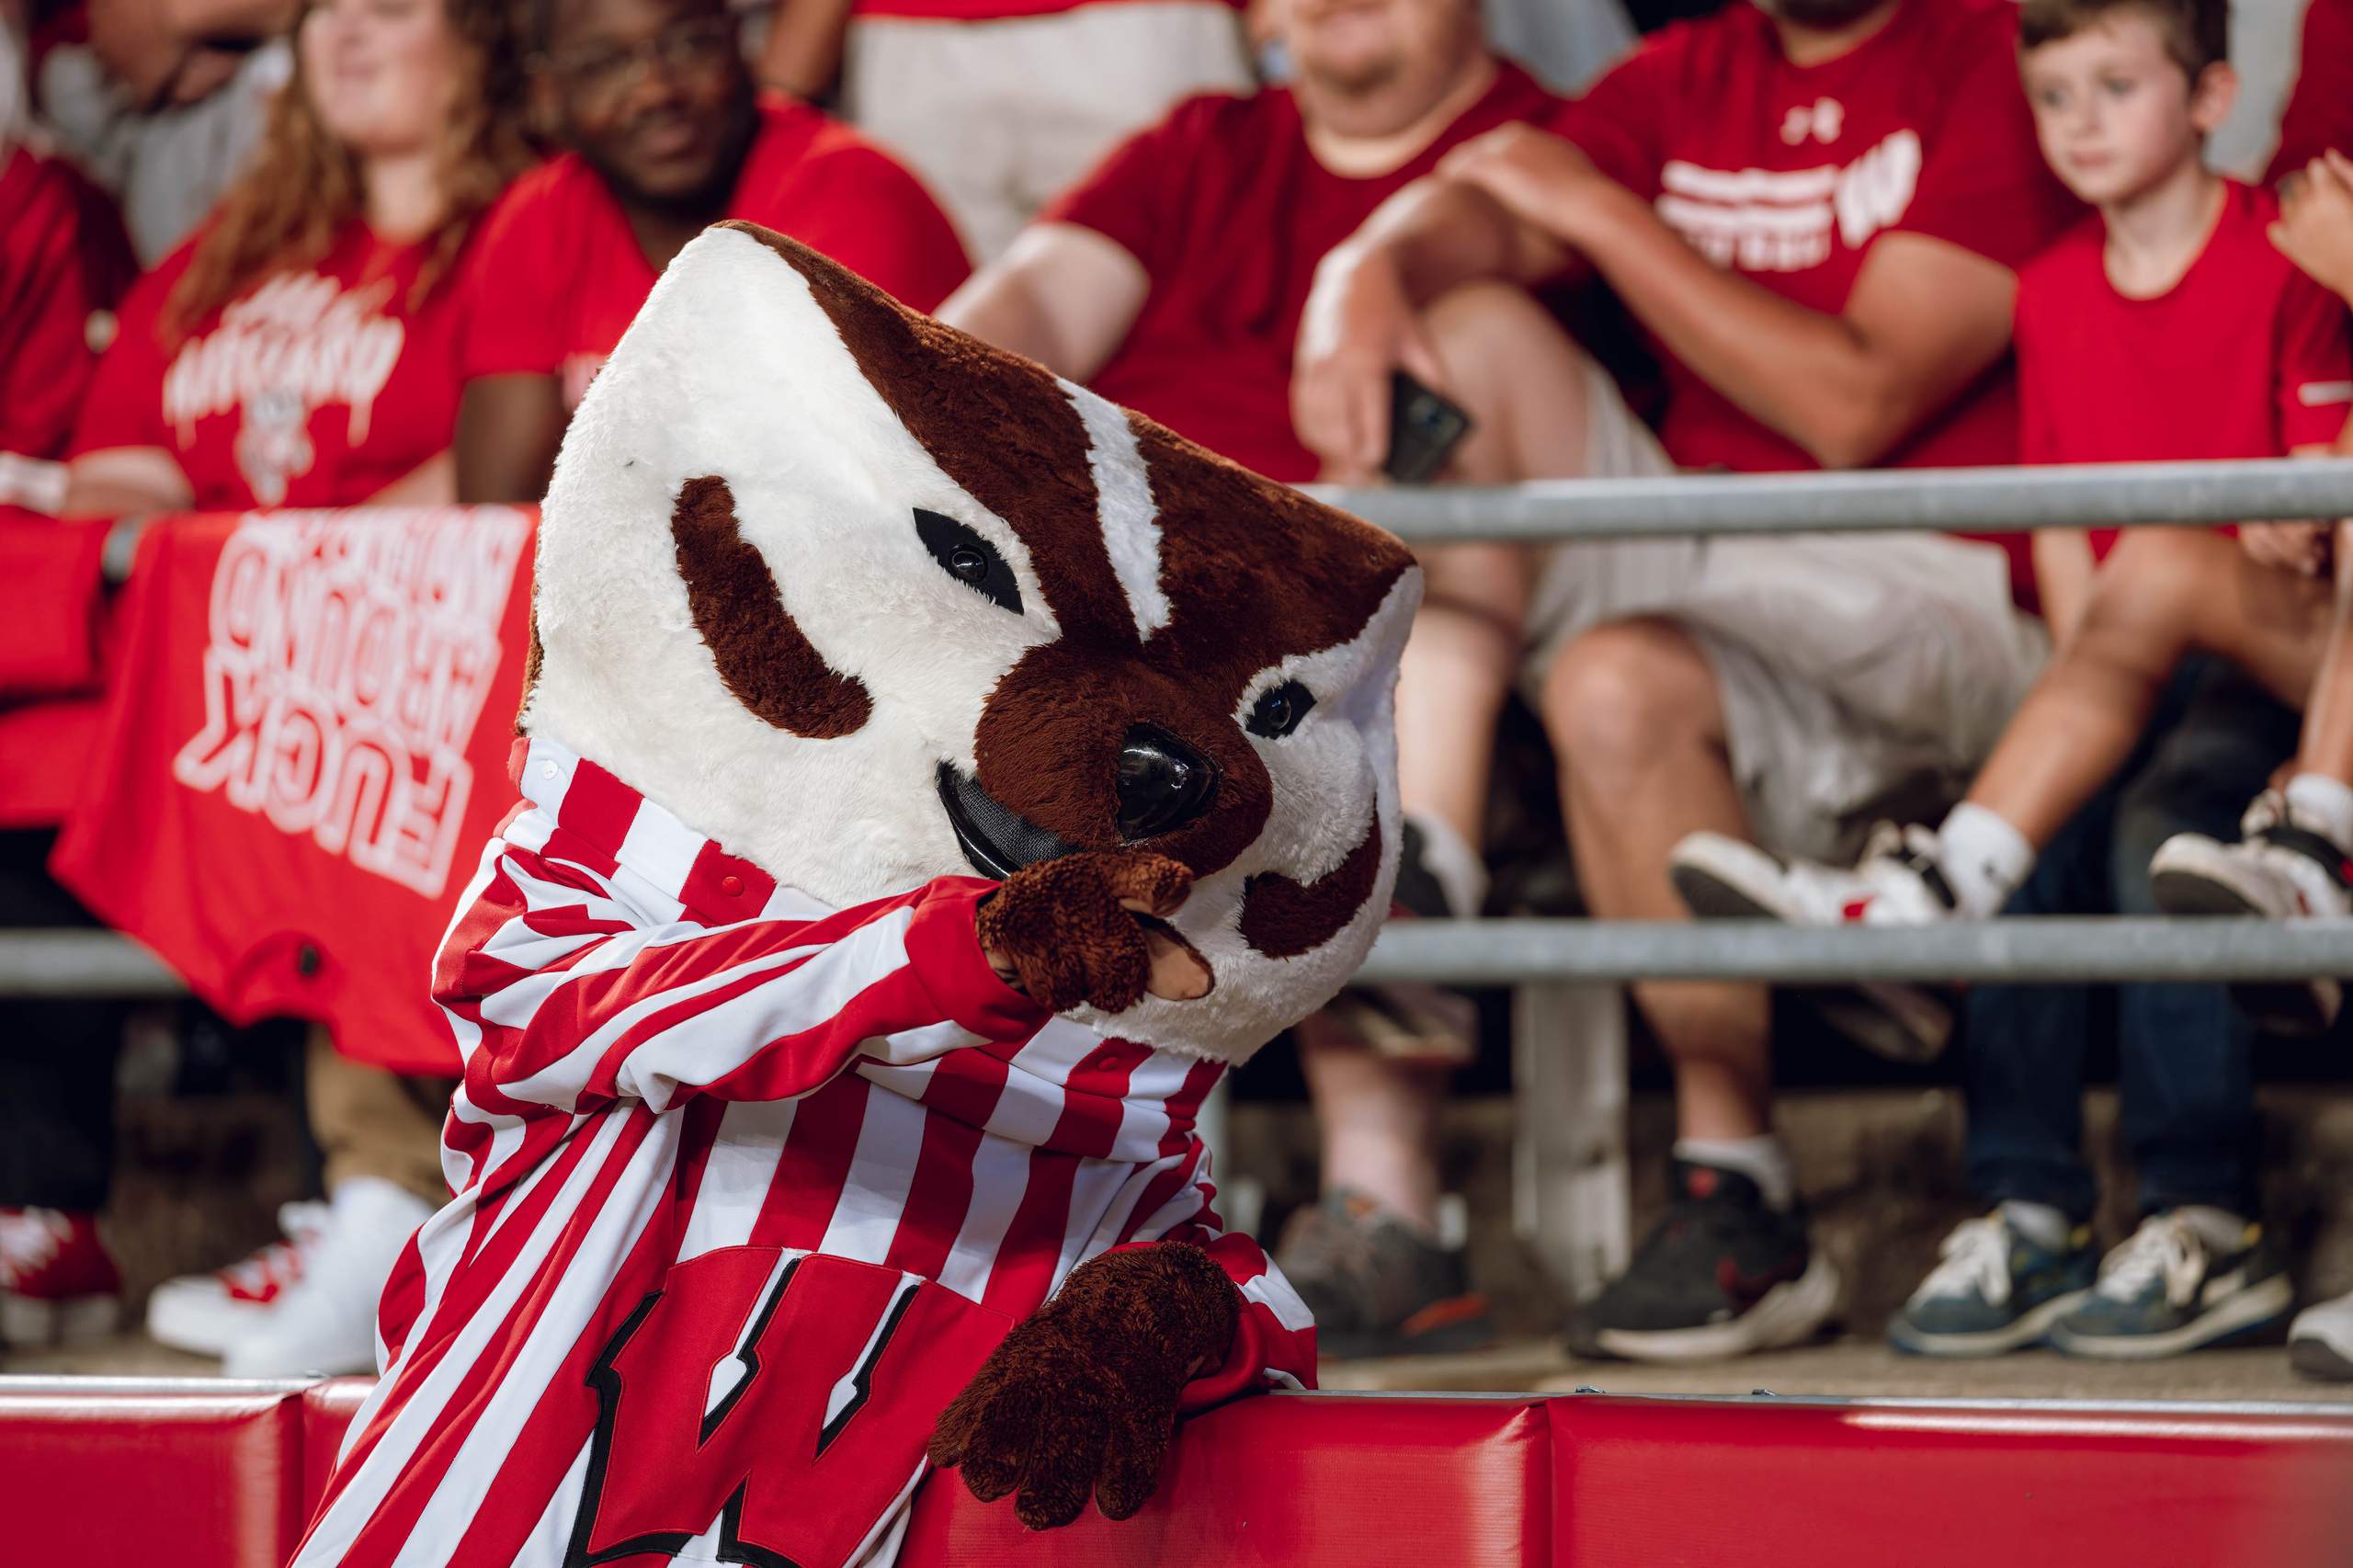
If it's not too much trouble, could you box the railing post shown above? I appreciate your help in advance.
[1511,981,1630,1301]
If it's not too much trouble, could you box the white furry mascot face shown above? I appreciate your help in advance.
[523,222,1420,1062]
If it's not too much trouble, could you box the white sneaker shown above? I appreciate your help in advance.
[219,1177,433,1378]
[2289,1290,2353,1381]
[1668,824,1957,1062]
[2150,789,2353,1035]
[145,1200,331,1357]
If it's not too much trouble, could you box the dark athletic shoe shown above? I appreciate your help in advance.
[1563,1160,1837,1363]
[2050,1211,2293,1359]
[1889,1211,2096,1358]
[1272,1189,1492,1360]
[2149,790,2351,1036]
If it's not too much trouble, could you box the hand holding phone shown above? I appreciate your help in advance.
[1382,370,1473,485]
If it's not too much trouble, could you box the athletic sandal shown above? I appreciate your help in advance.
[1668,825,1956,1062]
[2150,789,2352,1036]
[1889,1210,2095,1358]
[1563,1160,1837,1363]
[1271,1189,1492,1360]
[2049,1210,2292,1360]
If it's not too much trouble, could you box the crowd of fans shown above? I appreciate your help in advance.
[5,0,2353,1389]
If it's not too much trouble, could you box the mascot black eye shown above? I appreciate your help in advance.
[1246,680,1314,739]
[915,507,1023,614]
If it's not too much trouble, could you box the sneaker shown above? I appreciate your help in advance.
[219,1177,434,1378]
[2050,1210,2293,1359]
[1563,1160,1837,1363]
[0,1208,122,1346]
[145,1199,332,1356]
[1888,1210,2096,1358]
[1668,825,1957,1062]
[2149,789,2352,1035]
[2288,1290,2353,1381]
[1271,1189,1492,1360]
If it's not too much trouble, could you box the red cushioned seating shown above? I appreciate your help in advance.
[300,1379,375,1517]
[0,1376,306,1567]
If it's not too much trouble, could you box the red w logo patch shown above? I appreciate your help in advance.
[566,1246,1012,1568]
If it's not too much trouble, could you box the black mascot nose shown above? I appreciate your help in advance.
[1115,725,1220,840]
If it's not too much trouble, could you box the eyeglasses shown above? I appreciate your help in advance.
[541,16,736,106]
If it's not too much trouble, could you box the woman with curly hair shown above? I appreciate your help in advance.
[61,0,534,514]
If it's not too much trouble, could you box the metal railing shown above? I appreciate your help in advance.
[1315,457,2353,541]
[5,916,2348,998]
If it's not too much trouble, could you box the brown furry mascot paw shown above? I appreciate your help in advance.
[927,1242,1240,1528]
[976,849,1211,1013]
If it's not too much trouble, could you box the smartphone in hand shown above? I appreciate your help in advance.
[1383,370,1474,485]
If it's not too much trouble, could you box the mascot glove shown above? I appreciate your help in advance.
[927,1242,1240,1528]
[974,849,1195,1015]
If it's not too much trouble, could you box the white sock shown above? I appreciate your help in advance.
[2283,773,2353,854]
[1675,1135,1795,1212]
[1404,810,1489,919]
[1935,802,2037,918]
[1997,1199,2072,1251]
[2172,1205,2253,1253]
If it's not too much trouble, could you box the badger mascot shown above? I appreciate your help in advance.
[290,222,1419,1567]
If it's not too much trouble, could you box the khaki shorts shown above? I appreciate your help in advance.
[844,4,1254,262]
[1521,360,2050,860]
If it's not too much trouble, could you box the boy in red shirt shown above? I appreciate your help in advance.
[1675,0,2351,1359]
[452,0,969,503]
[2154,147,2353,1382]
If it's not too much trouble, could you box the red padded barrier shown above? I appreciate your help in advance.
[300,1379,374,1517]
[1549,1395,2353,1568]
[13,1376,2353,1568]
[0,1377,305,1566]
[899,1392,1552,1567]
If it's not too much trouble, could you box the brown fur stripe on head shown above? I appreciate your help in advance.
[714,222,1138,645]
[670,474,872,739]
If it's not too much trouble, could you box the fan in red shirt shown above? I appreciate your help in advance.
[941,0,1563,484]
[940,0,1562,1361]
[62,0,532,517]
[1286,0,2082,1366]
[43,0,539,1384]
[452,0,969,503]
[0,141,135,514]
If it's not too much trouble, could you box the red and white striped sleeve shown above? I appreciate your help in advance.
[1116,1154,1318,1409]
[438,844,1047,1118]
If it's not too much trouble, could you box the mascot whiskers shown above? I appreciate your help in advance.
[291,222,1419,1568]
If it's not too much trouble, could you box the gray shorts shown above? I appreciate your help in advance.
[1521,360,2049,860]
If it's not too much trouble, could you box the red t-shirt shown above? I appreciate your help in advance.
[1544,0,2080,477]
[2017,181,2353,562]
[72,222,467,509]
[1040,62,1564,483]
[1,142,136,494]
[461,97,970,408]
[2268,0,2353,181]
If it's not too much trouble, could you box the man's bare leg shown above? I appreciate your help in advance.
[1542,619,1773,1141]
[1300,282,1598,1227]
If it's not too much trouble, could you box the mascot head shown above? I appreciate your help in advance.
[523,222,1420,1062]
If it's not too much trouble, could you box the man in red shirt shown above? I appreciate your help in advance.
[1679,0,2347,1363]
[1293,0,2080,1360]
[940,0,1564,1358]
[453,0,970,502]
